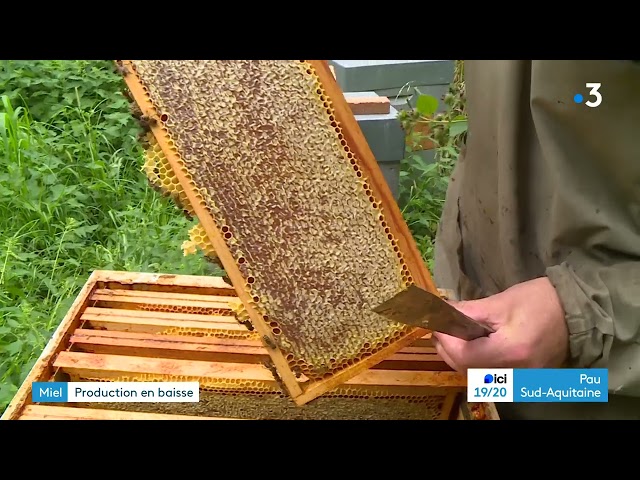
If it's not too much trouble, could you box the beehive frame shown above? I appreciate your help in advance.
[117,60,441,405]
[1,270,498,420]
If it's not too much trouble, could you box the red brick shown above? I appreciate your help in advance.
[347,96,391,115]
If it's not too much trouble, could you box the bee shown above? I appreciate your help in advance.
[137,131,152,150]
[115,60,130,76]
[204,254,223,269]
[146,178,165,196]
[171,204,193,221]
[314,365,331,376]
[238,318,254,331]
[139,114,157,132]
[171,197,194,221]
[261,359,289,395]
[262,335,277,350]
[130,102,144,120]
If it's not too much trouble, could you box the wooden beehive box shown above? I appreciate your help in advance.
[1,270,499,420]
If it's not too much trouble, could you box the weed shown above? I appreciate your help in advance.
[0,61,221,413]
[397,60,467,271]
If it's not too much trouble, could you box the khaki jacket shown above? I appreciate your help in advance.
[433,60,640,419]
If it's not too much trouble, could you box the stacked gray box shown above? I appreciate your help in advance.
[331,60,454,112]
[343,92,405,200]
[335,61,454,200]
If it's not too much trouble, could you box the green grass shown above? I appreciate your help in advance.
[0,61,221,413]
[398,146,454,272]
[0,60,463,416]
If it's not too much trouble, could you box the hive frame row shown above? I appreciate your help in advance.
[0,270,497,420]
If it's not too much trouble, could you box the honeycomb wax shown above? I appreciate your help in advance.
[123,60,420,386]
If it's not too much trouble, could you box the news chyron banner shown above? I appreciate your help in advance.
[467,369,608,403]
[32,382,199,403]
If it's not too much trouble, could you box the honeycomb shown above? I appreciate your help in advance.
[142,134,218,262]
[182,223,217,259]
[142,133,195,218]
[74,375,446,420]
[158,326,259,340]
[133,301,258,339]
[229,298,253,328]
[138,303,230,316]
[121,60,419,385]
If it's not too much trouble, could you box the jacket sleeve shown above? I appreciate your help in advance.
[527,60,640,397]
[546,247,640,396]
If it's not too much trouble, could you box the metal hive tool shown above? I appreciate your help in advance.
[117,60,441,405]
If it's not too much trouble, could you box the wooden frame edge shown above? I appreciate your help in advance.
[307,60,438,295]
[92,270,235,291]
[19,405,242,421]
[438,391,462,420]
[1,271,101,420]
[294,61,448,404]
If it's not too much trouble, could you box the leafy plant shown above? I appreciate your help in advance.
[397,60,467,271]
[0,61,221,413]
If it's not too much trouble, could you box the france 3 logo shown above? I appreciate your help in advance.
[574,83,602,107]
[468,369,513,402]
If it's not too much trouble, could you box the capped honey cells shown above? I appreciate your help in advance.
[122,60,419,384]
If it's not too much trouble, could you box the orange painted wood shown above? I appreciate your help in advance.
[0,272,100,420]
[68,329,449,371]
[19,405,237,420]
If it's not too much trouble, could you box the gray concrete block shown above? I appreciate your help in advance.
[379,161,401,200]
[330,60,454,93]
[354,105,405,163]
